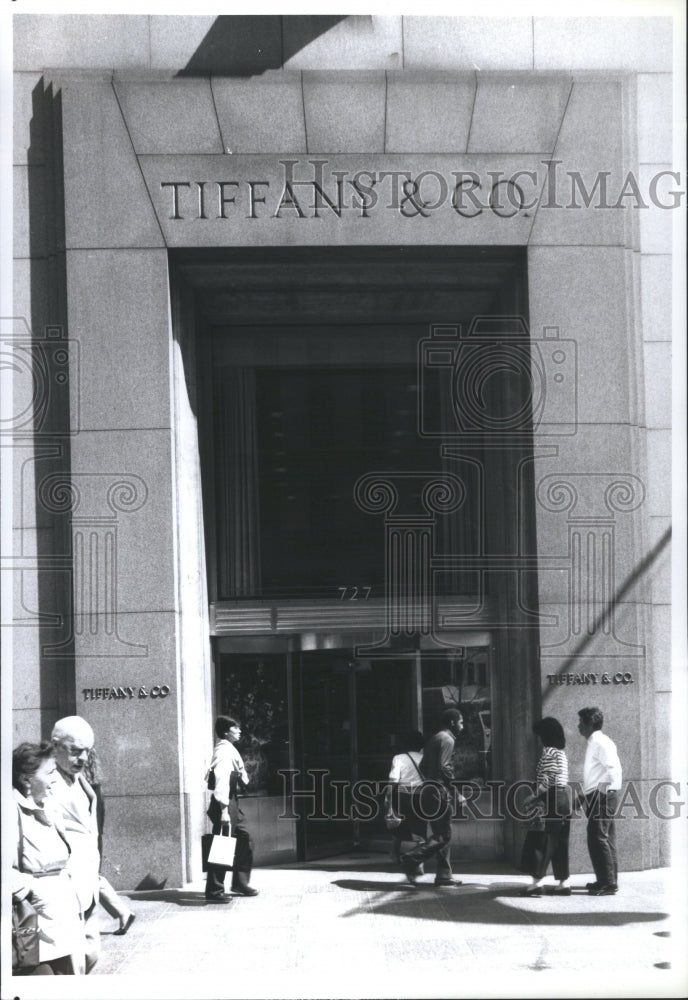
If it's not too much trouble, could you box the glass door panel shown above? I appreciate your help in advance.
[217,652,289,794]
[420,646,502,860]
[293,651,356,859]
[421,647,492,785]
[354,659,416,847]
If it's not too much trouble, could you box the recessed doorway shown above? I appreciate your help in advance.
[176,245,540,864]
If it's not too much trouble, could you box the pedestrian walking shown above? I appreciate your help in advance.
[12,741,85,975]
[383,730,426,863]
[576,707,622,896]
[519,716,572,896]
[205,715,258,902]
[83,748,136,935]
[400,708,464,887]
[50,717,101,972]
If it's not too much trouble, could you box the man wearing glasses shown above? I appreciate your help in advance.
[51,716,101,971]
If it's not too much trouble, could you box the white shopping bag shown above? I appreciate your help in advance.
[207,833,236,869]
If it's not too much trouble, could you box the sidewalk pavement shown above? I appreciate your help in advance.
[82,855,686,999]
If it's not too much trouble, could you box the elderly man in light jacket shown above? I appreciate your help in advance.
[50,716,101,972]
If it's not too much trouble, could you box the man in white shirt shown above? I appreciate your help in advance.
[50,716,101,971]
[205,715,258,901]
[384,730,426,863]
[577,707,623,896]
[400,709,464,888]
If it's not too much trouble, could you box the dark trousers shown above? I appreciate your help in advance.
[585,789,618,887]
[520,785,571,881]
[205,799,254,898]
[520,819,571,880]
[403,784,452,878]
[390,789,428,857]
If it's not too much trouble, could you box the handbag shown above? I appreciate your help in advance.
[201,829,236,871]
[13,805,40,970]
[12,896,40,970]
[385,812,402,830]
[201,832,213,872]
[523,791,546,832]
[208,833,236,869]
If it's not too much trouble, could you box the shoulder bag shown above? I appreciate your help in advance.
[13,809,40,970]
[12,897,40,970]
[405,752,424,782]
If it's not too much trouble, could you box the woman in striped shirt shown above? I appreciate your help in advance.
[520,716,572,896]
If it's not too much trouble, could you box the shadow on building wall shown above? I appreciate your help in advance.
[179,14,348,76]
[24,80,76,735]
[541,525,672,696]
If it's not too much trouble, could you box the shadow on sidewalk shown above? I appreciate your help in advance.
[334,878,420,892]
[276,856,515,875]
[333,878,669,927]
[124,889,211,907]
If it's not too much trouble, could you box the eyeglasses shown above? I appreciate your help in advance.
[57,742,92,758]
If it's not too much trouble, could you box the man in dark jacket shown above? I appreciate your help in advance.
[400,708,464,887]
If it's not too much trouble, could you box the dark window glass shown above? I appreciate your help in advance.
[218,654,289,796]
[254,364,426,598]
[421,650,492,785]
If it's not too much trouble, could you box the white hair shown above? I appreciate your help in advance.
[51,715,95,746]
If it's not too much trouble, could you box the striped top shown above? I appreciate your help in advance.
[536,746,569,790]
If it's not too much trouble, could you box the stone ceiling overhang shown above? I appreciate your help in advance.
[42,70,635,252]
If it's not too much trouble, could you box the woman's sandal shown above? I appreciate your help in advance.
[114,912,136,935]
[521,885,543,896]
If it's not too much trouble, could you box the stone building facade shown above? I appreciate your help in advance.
[8,14,678,888]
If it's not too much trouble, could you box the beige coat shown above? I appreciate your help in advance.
[13,790,85,966]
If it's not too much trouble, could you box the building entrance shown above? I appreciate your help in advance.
[215,635,498,862]
[187,245,539,865]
